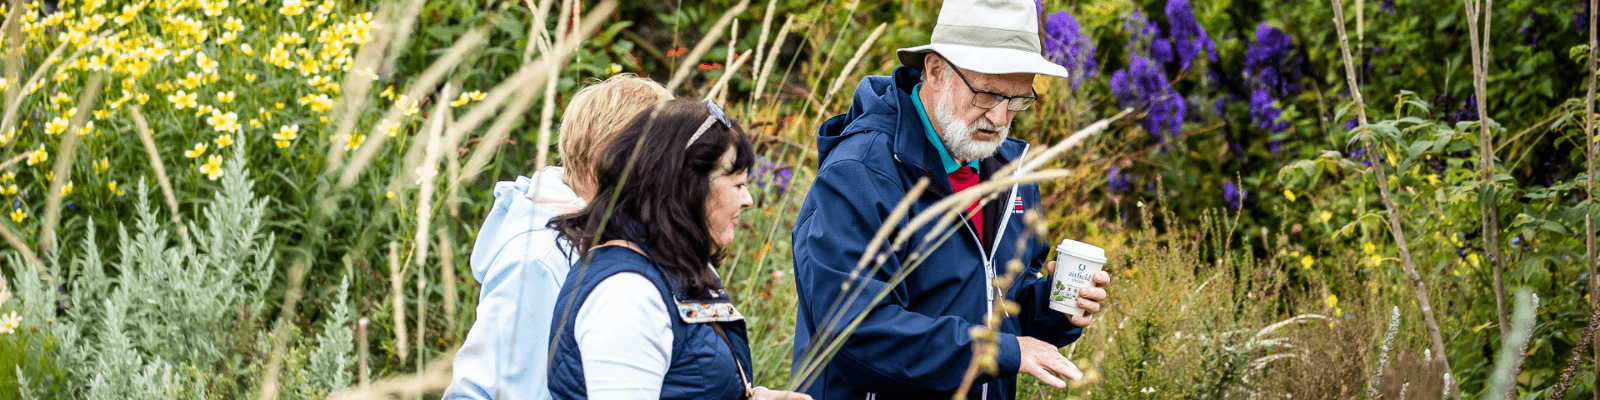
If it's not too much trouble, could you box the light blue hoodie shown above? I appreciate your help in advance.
[445,167,584,400]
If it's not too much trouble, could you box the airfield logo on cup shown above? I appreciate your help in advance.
[1064,266,1093,282]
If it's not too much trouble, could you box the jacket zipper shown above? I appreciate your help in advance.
[962,144,1027,319]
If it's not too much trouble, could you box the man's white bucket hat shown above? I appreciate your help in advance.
[897,0,1070,79]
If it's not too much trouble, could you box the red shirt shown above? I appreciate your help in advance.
[948,166,982,242]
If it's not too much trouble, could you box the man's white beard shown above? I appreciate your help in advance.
[933,86,1010,164]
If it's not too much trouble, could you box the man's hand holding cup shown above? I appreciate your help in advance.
[1046,239,1112,327]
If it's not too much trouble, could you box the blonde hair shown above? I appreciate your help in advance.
[558,73,672,197]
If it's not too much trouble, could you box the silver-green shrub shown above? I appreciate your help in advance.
[8,148,352,398]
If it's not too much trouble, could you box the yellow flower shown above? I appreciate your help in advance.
[241,43,255,57]
[304,94,334,113]
[206,110,241,133]
[60,181,72,195]
[344,133,365,151]
[0,172,11,182]
[168,90,198,109]
[307,75,331,87]
[606,63,622,75]
[201,0,229,17]
[380,85,394,100]
[450,94,469,108]
[93,108,112,119]
[26,145,47,165]
[385,190,395,199]
[45,117,69,135]
[215,134,234,148]
[273,124,299,148]
[1363,242,1376,255]
[184,142,208,158]
[196,51,219,74]
[1300,255,1313,269]
[216,91,235,103]
[1,185,16,196]
[1283,189,1296,202]
[1325,294,1338,309]
[248,118,262,128]
[9,209,23,223]
[1467,253,1482,268]
[200,155,224,180]
[108,181,124,196]
[94,157,109,174]
[0,310,18,334]
[224,17,244,32]
[280,0,306,16]
[136,92,150,104]
[245,73,257,83]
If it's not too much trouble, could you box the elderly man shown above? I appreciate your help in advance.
[790,1,1111,399]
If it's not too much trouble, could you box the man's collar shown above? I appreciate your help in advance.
[910,83,981,174]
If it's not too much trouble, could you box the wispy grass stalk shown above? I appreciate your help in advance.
[752,16,793,103]
[1366,306,1399,399]
[705,49,755,102]
[1486,290,1536,399]
[439,228,458,338]
[326,1,400,172]
[328,348,457,400]
[814,23,887,121]
[391,241,408,363]
[255,261,309,400]
[1330,2,1459,397]
[40,71,104,254]
[752,0,778,88]
[664,0,751,93]
[338,30,486,188]
[358,317,371,388]
[129,106,183,228]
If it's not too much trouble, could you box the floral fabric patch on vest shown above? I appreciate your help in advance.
[674,297,745,323]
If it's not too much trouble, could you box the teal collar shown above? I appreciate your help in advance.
[911,83,981,174]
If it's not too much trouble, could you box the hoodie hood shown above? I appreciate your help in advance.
[468,167,584,281]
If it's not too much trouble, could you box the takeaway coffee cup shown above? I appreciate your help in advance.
[1049,239,1107,316]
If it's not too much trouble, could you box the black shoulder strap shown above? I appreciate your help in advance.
[708,322,753,399]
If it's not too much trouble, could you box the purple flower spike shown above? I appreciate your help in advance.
[1223,180,1247,211]
[1044,10,1099,89]
[1248,89,1288,132]
[1164,0,1218,70]
[1245,23,1303,98]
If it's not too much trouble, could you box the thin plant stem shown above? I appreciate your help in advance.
[129,106,183,228]
[1462,0,1508,344]
[1330,1,1460,398]
[40,71,103,254]
[1587,0,1599,394]
[1549,300,1600,399]
[391,241,408,362]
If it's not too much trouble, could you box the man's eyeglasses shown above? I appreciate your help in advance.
[687,99,733,149]
[939,55,1037,112]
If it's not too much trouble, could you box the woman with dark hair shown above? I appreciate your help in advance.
[546,98,811,400]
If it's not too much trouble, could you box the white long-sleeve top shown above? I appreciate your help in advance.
[574,273,674,399]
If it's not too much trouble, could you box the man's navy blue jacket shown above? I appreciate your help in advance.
[791,66,1081,400]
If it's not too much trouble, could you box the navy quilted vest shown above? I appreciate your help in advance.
[548,246,753,400]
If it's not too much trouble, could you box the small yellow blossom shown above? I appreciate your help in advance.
[1467,253,1482,268]
[223,17,244,32]
[9,209,23,223]
[1283,189,1296,202]
[307,75,331,87]
[241,43,255,57]
[344,133,365,151]
[274,124,299,148]
[26,145,48,166]
[1300,255,1313,269]
[606,63,622,75]
[1363,242,1376,255]
[280,0,306,16]
[380,85,394,100]
[0,310,19,334]
[207,110,241,133]
[200,155,224,180]
[1,185,16,196]
[196,51,219,74]
[168,90,198,109]
[1325,294,1338,309]
[245,73,257,83]
[248,118,263,128]
[215,134,234,148]
[94,157,109,174]
[385,190,395,199]
[216,91,236,103]
[45,117,69,135]
[60,181,72,195]
[184,142,208,158]
[108,181,123,196]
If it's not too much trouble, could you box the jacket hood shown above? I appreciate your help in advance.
[468,167,583,281]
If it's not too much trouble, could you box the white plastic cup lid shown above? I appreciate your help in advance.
[1055,239,1107,264]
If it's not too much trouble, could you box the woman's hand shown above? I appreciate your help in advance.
[750,386,814,400]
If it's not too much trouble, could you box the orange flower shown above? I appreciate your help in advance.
[667,47,687,58]
[698,63,723,70]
